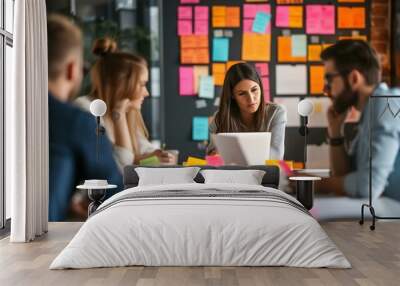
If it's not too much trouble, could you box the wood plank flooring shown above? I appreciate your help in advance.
[0,221,399,286]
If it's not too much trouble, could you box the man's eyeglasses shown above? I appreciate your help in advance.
[323,72,342,95]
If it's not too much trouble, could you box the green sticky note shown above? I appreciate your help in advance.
[139,156,160,166]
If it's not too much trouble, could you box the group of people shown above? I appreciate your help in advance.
[48,14,400,221]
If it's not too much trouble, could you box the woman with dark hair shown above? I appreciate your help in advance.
[207,63,287,160]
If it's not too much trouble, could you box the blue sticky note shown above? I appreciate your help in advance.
[291,35,307,57]
[192,116,209,141]
[212,38,229,62]
[252,12,271,34]
[199,76,215,99]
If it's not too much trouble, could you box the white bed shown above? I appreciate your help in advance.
[50,183,350,269]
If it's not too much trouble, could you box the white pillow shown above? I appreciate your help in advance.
[135,167,201,186]
[200,169,266,185]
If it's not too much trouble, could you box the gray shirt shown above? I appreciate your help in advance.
[207,103,287,160]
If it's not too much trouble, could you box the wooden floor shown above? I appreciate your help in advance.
[0,221,399,286]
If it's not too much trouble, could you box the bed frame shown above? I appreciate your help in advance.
[123,165,280,189]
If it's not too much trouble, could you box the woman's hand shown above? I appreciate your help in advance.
[153,149,175,163]
[112,98,134,117]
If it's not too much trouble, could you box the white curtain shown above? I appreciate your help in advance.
[7,0,48,242]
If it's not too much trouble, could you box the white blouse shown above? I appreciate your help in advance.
[74,96,156,172]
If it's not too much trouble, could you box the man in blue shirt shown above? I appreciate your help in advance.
[316,40,400,200]
[47,14,122,221]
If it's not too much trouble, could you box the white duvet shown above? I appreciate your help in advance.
[50,183,350,269]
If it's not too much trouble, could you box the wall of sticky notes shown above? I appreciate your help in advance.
[162,0,370,162]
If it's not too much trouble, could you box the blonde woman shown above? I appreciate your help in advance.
[75,38,173,170]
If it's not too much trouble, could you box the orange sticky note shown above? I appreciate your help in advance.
[338,0,364,2]
[212,6,226,27]
[242,33,270,62]
[277,36,306,62]
[288,6,303,28]
[308,45,322,61]
[310,65,325,95]
[181,48,209,64]
[226,7,240,27]
[180,35,208,49]
[212,63,226,86]
[338,7,365,29]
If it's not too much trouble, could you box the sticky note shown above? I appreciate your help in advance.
[213,38,229,62]
[181,0,199,3]
[310,65,325,95]
[277,0,303,3]
[261,77,270,102]
[242,33,270,61]
[308,44,322,61]
[255,63,269,76]
[338,0,364,2]
[193,65,209,94]
[180,35,208,49]
[252,12,271,34]
[178,6,192,19]
[277,36,306,62]
[179,66,194,96]
[273,97,300,127]
[243,4,270,19]
[195,20,208,35]
[306,5,335,35]
[181,48,209,64]
[289,6,303,28]
[276,6,290,27]
[308,97,330,127]
[195,6,209,20]
[192,117,209,141]
[206,155,224,166]
[291,35,307,57]
[199,76,215,99]
[178,20,192,36]
[243,19,253,33]
[195,99,207,109]
[276,65,307,95]
[212,63,226,86]
[226,7,240,27]
[187,156,207,166]
[139,156,160,166]
[338,7,366,29]
[212,6,226,27]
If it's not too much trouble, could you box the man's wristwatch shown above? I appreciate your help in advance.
[111,110,121,122]
[328,136,345,146]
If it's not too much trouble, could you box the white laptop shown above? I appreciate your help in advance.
[212,132,271,165]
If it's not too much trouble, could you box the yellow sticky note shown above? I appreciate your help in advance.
[308,45,322,61]
[310,65,325,95]
[212,63,226,86]
[289,6,303,28]
[338,35,367,41]
[186,156,207,166]
[242,33,270,62]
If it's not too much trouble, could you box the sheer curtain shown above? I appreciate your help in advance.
[7,0,48,242]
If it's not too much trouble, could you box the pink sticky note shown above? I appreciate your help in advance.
[206,155,224,166]
[256,63,269,76]
[195,6,209,20]
[179,66,194,96]
[181,0,199,3]
[243,19,253,33]
[276,6,289,27]
[178,20,192,36]
[243,4,270,19]
[195,20,208,35]
[306,5,335,35]
[261,77,270,102]
[178,6,192,20]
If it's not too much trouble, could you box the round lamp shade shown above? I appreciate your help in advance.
[298,99,314,117]
[90,99,107,117]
